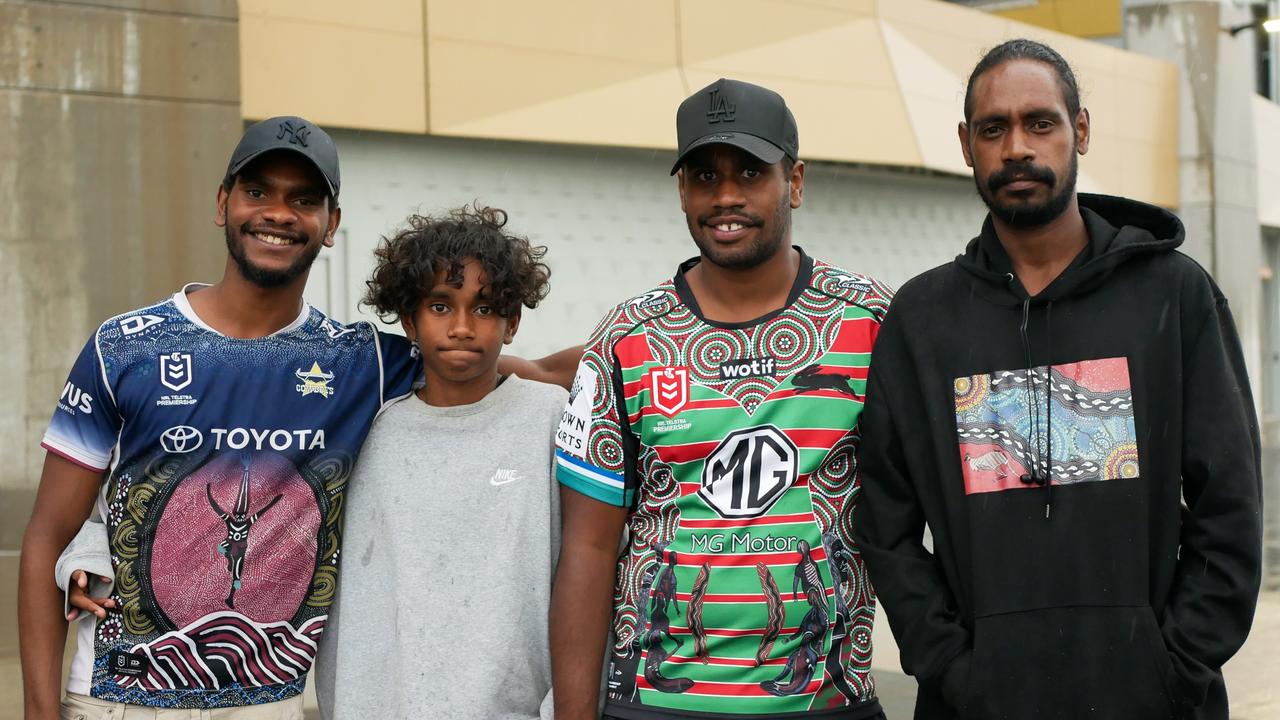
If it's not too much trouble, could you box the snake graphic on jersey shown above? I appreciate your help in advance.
[206,454,282,608]
[555,252,892,718]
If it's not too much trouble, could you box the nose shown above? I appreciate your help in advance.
[712,175,747,209]
[448,312,476,340]
[1002,126,1035,164]
[259,195,298,226]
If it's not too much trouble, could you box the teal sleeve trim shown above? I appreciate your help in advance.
[557,464,629,507]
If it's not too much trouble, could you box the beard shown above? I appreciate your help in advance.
[975,152,1077,229]
[225,222,321,289]
[687,191,792,271]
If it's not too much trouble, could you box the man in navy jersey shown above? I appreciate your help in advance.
[18,116,573,719]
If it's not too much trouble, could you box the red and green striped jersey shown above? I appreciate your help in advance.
[555,250,893,719]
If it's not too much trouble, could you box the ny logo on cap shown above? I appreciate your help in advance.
[276,120,311,147]
[706,89,736,124]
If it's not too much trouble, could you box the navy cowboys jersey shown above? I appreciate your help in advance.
[42,285,417,708]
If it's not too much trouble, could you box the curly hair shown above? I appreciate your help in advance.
[363,204,550,323]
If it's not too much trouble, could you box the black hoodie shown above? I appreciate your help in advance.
[855,194,1262,720]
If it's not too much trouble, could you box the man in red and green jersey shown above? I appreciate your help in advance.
[550,78,892,720]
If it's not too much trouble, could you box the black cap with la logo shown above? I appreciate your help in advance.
[224,116,341,200]
[670,78,799,175]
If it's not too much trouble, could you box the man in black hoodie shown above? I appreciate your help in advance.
[854,39,1262,720]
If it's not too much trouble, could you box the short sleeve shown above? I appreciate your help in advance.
[375,328,421,408]
[42,334,122,471]
[554,310,633,507]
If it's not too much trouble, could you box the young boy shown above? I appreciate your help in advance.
[309,205,565,719]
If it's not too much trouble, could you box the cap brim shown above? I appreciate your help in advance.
[669,132,787,175]
[227,146,339,199]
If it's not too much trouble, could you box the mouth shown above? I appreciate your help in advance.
[249,229,304,247]
[1000,178,1045,192]
[703,216,757,242]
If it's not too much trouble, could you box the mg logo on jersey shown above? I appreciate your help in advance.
[700,425,798,519]
[648,367,689,418]
[160,425,203,454]
[159,352,193,392]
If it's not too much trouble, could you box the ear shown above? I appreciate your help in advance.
[503,310,521,345]
[215,184,230,228]
[789,160,805,209]
[676,168,688,214]
[958,122,974,168]
[400,316,416,343]
[1075,107,1091,156]
[324,206,342,248]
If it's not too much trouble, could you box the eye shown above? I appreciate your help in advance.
[742,168,761,179]
[428,302,448,314]
[1031,120,1054,132]
[245,188,265,199]
[295,196,319,207]
[696,170,716,183]
[980,125,1004,139]
[475,305,494,316]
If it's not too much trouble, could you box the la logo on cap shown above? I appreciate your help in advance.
[707,88,736,124]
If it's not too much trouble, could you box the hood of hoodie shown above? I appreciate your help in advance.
[955,193,1184,305]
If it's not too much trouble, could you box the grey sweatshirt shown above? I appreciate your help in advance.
[315,374,566,720]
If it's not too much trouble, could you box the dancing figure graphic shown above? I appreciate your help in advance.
[762,539,829,696]
[206,454,282,608]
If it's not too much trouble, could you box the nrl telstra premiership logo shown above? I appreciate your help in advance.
[648,366,689,418]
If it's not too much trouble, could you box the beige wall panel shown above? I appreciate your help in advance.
[679,0,865,67]
[880,0,1014,73]
[683,19,896,90]
[427,0,676,65]
[239,14,425,132]
[0,2,237,102]
[433,65,685,149]
[679,71,922,167]
[787,0,874,13]
[427,39,669,134]
[241,0,420,32]
[1118,141,1179,208]
[993,0,1122,38]
[1255,96,1280,229]
[1113,78,1178,146]
[879,22,968,175]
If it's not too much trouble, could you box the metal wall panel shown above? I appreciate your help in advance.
[318,130,988,358]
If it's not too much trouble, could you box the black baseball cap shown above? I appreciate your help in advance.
[671,78,799,175]
[224,116,340,199]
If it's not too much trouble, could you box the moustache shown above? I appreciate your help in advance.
[987,163,1056,193]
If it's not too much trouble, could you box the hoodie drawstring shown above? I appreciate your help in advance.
[1044,302,1054,519]
[1013,274,1054,520]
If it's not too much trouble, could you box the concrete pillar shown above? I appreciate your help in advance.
[1124,0,1264,412]
[0,0,241,550]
